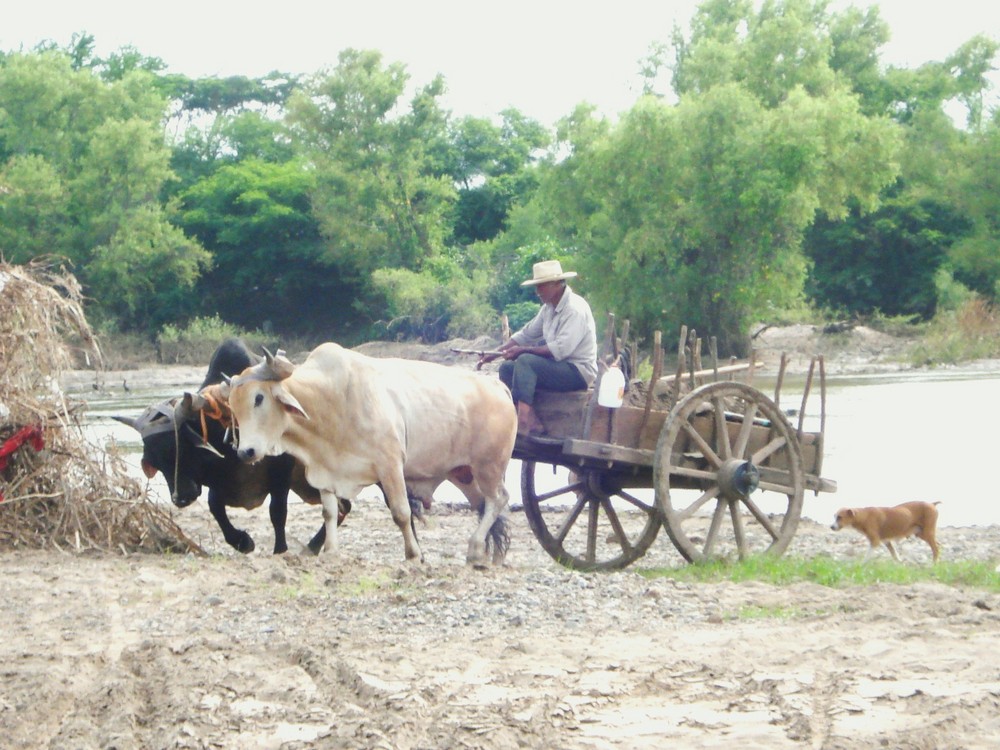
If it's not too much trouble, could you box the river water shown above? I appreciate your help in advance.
[77,365,1000,530]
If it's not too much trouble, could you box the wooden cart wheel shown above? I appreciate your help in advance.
[521,460,661,571]
[654,381,804,563]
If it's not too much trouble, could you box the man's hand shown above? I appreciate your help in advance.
[501,345,524,360]
[476,352,500,370]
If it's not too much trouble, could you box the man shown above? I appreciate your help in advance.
[479,260,597,436]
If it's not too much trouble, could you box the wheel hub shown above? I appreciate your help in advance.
[718,459,760,499]
[583,470,614,500]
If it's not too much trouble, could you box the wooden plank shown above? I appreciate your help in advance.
[534,390,592,439]
[806,475,838,493]
[563,438,654,467]
[658,361,762,384]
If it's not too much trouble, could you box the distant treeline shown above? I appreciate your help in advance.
[1,1,997,356]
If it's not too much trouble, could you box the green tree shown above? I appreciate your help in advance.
[804,29,997,319]
[0,49,209,332]
[87,204,209,330]
[0,154,70,261]
[447,109,549,246]
[165,71,300,192]
[806,194,966,318]
[286,49,456,277]
[947,114,1000,297]
[517,1,901,354]
[176,157,365,339]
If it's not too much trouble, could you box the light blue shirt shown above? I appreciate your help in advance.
[511,286,598,385]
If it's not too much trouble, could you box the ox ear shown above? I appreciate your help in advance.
[262,346,296,380]
[175,392,205,423]
[186,391,209,412]
[272,384,310,420]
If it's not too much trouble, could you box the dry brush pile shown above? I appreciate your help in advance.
[0,258,200,554]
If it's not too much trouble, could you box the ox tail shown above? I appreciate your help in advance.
[481,506,511,562]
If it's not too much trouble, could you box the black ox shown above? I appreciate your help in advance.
[115,338,342,554]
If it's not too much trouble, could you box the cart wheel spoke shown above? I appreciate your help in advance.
[712,396,731,460]
[732,402,759,459]
[677,486,720,520]
[601,498,633,554]
[702,500,727,557]
[680,421,723,468]
[553,496,589,545]
[667,465,718,482]
[587,502,604,563]
[741,496,780,541]
[751,435,788,465]
[730,501,748,558]
[617,489,655,514]
[535,479,584,504]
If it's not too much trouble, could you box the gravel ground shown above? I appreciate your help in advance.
[12,330,996,749]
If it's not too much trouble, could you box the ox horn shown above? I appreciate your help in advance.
[112,415,139,431]
[261,346,295,380]
[185,425,225,458]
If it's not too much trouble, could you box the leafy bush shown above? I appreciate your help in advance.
[502,301,541,332]
[371,264,500,342]
[935,267,976,312]
[157,315,267,364]
[909,296,1000,365]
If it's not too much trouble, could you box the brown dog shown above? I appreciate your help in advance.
[831,501,940,562]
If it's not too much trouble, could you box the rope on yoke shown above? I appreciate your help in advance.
[198,390,232,444]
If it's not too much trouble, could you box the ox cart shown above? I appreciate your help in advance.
[511,324,837,571]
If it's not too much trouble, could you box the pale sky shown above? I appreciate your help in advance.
[2,1,998,127]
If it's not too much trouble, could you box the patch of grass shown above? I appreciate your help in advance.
[910,298,1000,366]
[279,571,323,600]
[734,603,809,620]
[639,555,1000,592]
[337,572,401,598]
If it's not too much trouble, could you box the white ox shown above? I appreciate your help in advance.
[226,344,518,566]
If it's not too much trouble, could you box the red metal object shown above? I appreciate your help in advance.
[0,425,45,500]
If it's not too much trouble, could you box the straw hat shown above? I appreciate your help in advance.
[521,260,578,286]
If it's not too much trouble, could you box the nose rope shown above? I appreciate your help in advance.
[172,403,181,504]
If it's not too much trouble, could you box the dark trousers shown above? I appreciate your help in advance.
[499,354,587,405]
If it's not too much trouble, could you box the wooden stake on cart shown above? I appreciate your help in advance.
[690,331,702,389]
[797,357,816,437]
[774,352,788,407]
[669,325,688,410]
[815,355,827,485]
[582,313,617,442]
[635,330,663,447]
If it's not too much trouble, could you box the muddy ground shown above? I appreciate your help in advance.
[3,502,999,750]
[3,326,999,749]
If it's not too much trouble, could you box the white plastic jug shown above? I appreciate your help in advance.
[597,365,625,408]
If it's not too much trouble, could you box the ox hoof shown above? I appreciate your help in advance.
[230,532,255,554]
[466,554,490,570]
